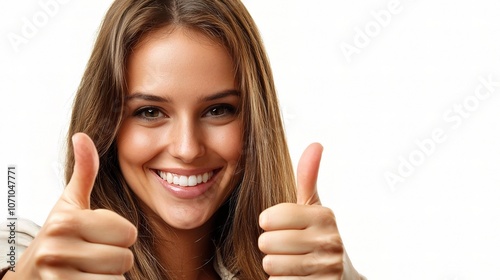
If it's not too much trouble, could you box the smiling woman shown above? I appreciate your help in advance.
[118,27,243,231]
[1,0,364,279]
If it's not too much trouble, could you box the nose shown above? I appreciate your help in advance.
[167,118,205,163]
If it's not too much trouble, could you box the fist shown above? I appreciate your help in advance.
[5,133,137,280]
[259,143,344,279]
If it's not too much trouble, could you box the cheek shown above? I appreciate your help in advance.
[213,121,243,163]
[116,122,161,171]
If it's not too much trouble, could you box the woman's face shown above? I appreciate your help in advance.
[117,27,243,230]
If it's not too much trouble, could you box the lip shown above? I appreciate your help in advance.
[150,168,222,199]
[154,167,219,176]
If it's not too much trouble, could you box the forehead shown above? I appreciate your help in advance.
[126,26,236,96]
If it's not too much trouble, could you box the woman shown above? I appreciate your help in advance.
[2,0,365,279]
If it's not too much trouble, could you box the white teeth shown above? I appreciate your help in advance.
[188,175,197,186]
[179,176,188,187]
[158,170,214,187]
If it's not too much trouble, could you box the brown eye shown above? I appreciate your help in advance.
[144,108,159,118]
[134,107,166,121]
[204,104,236,117]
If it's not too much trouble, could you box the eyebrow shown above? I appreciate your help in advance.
[200,89,240,102]
[125,89,240,103]
[125,93,170,102]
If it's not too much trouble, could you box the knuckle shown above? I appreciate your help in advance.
[34,241,65,267]
[122,249,135,272]
[326,252,344,272]
[317,232,344,252]
[94,209,137,245]
[299,255,317,275]
[309,249,344,275]
[257,233,268,252]
[125,224,138,247]
[45,212,79,236]
[314,207,336,227]
[39,268,66,280]
[93,208,116,216]
[261,255,272,274]
[259,211,268,229]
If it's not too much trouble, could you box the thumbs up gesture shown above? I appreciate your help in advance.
[259,143,344,279]
[5,133,137,279]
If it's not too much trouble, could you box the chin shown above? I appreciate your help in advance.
[155,203,216,231]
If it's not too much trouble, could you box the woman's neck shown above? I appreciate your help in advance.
[145,208,220,279]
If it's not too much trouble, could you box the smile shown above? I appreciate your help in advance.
[155,170,216,187]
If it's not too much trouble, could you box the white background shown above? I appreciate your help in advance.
[1,1,499,279]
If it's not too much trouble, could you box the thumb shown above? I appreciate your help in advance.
[296,143,323,205]
[63,133,99,209]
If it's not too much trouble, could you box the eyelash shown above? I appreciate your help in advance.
[133,106,166,121]
[132,104,237,121]
[204,104,237,118]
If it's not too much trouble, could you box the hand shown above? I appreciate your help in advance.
[259,143,344,279]
[5,133,137,280]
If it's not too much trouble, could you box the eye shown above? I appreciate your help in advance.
[204,104,236,118]
[134,107,166,120]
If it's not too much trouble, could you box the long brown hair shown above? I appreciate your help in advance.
[65,0,296,279]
